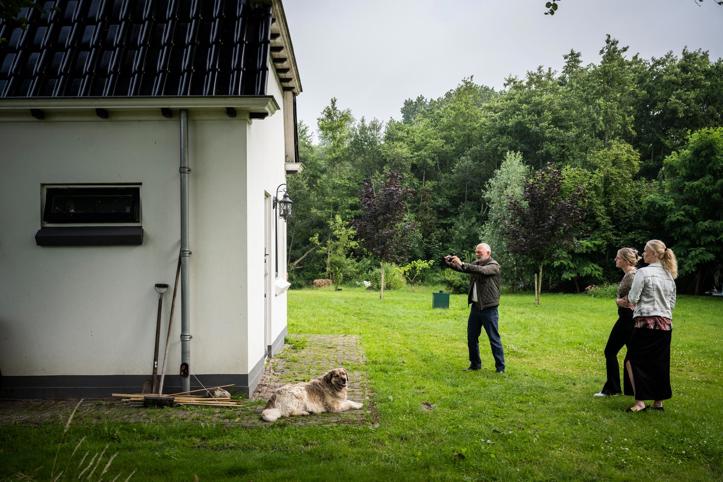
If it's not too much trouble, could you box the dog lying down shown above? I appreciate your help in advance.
[261,368,363,422]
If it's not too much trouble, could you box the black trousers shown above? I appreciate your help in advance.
[600,307,634,395]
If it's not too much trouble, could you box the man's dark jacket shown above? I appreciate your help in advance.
[447,257,501,309]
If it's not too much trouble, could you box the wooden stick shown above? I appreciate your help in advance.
[167,384,235,396]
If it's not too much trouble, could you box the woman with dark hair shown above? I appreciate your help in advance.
[624,239,678,412]
[594,247,640,397]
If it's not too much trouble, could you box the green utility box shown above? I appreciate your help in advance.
[432,291,450,309]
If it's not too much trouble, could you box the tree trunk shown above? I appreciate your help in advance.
[380,261,385,300]
[534,272,538,305]
[695,267,702,295]
[535,263,543,305]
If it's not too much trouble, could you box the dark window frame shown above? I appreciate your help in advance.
[36,183,144,246]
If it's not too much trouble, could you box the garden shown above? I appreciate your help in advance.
[1,287,721,481]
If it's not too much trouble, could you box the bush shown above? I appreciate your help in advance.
[441,269,469,294]
[400,259,435,285]
[369,263,407,290]
[585,283,617,298]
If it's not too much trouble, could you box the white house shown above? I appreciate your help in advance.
[0,0,302,397]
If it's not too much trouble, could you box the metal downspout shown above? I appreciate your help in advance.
[179,109,192,393]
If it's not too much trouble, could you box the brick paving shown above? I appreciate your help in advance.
[0,334,374,427]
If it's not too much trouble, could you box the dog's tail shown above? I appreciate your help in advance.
[261,408,282,422]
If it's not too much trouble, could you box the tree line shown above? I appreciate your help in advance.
[287,36,722,295]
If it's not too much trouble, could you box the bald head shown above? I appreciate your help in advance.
[475,243,491,261]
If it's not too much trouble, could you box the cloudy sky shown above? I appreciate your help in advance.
[282,0,723,134]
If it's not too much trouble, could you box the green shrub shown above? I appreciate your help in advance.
[370,263,407,290]
[400,259,435,285]
[584,283,617,298]
[441,269,469,294]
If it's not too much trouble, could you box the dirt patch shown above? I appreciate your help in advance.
[252,334,375,426]
[0,334,374,427]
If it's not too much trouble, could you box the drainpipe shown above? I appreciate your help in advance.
[179,109,192,393]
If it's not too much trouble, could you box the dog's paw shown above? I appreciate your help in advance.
[348,401,363,410]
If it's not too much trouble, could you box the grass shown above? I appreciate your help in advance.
[1,288,721,481]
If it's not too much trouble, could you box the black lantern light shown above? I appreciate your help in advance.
[273,184,292,277]
[273,184,293,220]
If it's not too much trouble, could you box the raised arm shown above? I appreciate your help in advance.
[459,262,500,276]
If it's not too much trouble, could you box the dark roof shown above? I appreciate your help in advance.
[0,0,283,99]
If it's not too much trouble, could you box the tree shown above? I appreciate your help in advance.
[316,215,359,290]
[544,0,723,16]
[633,49,723,177]
[661,127,723,293]
[286,99,359,284]
[355,171,414,298]
[480,151,530,289]
[503,165,585,304]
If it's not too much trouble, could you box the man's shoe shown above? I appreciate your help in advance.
[593,392,610,398]
[465,366,481,371]
[496,369,505,374]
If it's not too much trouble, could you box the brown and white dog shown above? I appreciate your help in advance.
[261,368,363,422]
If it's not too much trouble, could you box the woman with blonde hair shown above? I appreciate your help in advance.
[594,247,640,397]
[623,239,678,412]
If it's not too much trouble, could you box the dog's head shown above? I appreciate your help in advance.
[323,368,348,391]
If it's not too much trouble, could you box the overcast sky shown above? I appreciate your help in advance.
[283,0,723,134]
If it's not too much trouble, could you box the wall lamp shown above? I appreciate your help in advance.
[273,184,292,277]
[273,183,293,220]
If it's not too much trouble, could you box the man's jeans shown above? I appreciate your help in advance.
[467,305,505,371]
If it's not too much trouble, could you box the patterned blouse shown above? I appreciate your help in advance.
[617,270,636,298]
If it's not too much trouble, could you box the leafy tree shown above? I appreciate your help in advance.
[661,127,723,292]
[286,100,359,284]
[355,171,414,298]
[316,215,359,290]
[480,151,530,289]
[503,165,585,304]
[633,50,723,177]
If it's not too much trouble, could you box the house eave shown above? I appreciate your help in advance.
[269,0,302,95]
[0,96,279,116]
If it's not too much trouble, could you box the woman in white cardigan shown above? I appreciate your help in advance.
[623,239,678,412]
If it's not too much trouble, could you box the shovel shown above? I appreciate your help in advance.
[151,283,169,393]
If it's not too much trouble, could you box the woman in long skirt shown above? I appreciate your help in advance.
[594,247,640,397]
[624,239,678,412]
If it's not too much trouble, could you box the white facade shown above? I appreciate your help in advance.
[0,69,290,397]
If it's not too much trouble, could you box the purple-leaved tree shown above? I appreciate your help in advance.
[503,165,584,304]
[355,171,413,299]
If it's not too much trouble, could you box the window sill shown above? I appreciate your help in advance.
[274,278,291,296]
[35,227,144,246]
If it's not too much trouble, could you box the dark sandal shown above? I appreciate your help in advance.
[651,404,664,411]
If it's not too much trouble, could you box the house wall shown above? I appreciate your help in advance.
[245,60,290,373]
[0,113,183,378]
[0,109,267,393]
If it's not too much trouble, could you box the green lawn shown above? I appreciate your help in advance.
[1,288,721,481]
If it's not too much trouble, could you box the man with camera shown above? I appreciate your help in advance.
[444,243,505,373]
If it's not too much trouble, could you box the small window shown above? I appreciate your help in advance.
[36,184,143,246]
[42,185,141,225]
